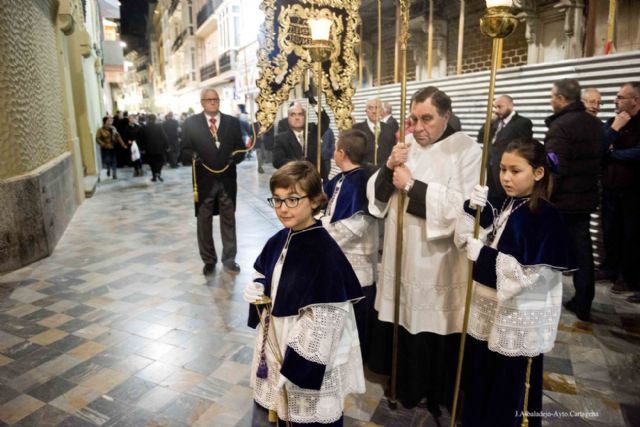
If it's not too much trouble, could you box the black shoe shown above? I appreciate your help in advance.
[157,175,164,182]
[563,299,591,322]
[627,293,640,304]
[151,175,157,182]
[258,167,265,174]
[202,263,216,275]
[223,262,241,274]
[595,269,616,282]
[107,169,111,177]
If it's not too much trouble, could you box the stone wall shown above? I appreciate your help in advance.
[0,154,77,272]
[0,0,79,273]
[446,1,528,75]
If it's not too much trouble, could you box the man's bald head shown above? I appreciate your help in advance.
[493,95,514,120]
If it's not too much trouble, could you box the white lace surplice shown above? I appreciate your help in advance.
[250,246,365,424]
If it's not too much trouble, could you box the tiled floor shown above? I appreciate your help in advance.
[0,159,639,426]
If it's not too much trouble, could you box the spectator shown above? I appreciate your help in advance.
[598,82,640,303]
[476,95,533,205]
[351,98,396,167]
[95,116,127,179]
[140,114,169,182]
[544,78,605,322]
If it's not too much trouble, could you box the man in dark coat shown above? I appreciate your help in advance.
[544,78,605,322]
[351,98,396,168]
[381,101,399,136]
[272,101,329,171]
[477,95,533,204]
[599,82,640,301]
[181,88,246,275]
[162,112,181,168]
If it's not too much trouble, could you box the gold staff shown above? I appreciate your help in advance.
[252,296,291,427]
[388,0,409,410]
[449,1,518,426]
[374,0,381,166]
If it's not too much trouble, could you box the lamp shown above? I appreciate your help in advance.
[450,1,518,427]
[307,16,333,173]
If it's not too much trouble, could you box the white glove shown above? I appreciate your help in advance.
[243,282,265,303]
[469,184,489,210]
[466,238,484,262]
[276,374,289,390]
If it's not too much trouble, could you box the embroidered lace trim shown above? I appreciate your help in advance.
[468,256,562,357]
[288,305,347,365]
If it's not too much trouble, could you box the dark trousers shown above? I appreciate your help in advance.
[146,154,164,176]
[102,148,117,176]
[562,213,594,317]
[197,180,237,266]
[601,189,640,289]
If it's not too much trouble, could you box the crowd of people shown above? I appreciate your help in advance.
[99,79,638,426]
[237,79,638,426]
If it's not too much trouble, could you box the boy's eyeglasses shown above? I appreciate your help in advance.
[267,196,308,208]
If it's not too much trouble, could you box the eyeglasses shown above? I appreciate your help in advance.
[267,196,308,208]
[201,98,220,103]
[615,95,638,101]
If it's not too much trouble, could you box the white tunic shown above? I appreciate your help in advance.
[250,240,365,424]
[367,132,481,335]
[322,174,378,287]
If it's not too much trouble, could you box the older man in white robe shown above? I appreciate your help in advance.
[366,86,481,417]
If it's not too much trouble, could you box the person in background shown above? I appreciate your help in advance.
[476,95,533,205]
[95,116,127,179]
[140,114,169,182]
[544,78,604,322]
[272,99,329,171]
[598,82,640,302]
[381,101,399,136]
[163,112,181,168]
[123,114,144,177]
[351,98,396,168]
[582,87,603,118]
[320,127,335,181]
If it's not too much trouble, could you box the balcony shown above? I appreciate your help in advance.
[218,50,236,74]
[200,61,218,81]
[172,29,187,53]
[196,0,223,28]
[169,0,180,16]
[174,74,191,90]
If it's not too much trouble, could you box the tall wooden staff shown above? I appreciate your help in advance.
[449,1,518,426]
[388,0,409,410]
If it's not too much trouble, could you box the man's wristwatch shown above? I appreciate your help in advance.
[404,179,415,193]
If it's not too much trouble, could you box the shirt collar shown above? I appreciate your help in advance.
[204,112,220,124]
[502,110,516,125]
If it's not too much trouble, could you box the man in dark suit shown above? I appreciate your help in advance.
[352,98,396,167]
[476,95,533,204]
[272,101,329,172]
[381,101,399,136]
[181,88,246,275]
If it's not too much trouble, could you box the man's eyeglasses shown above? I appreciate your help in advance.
[202,98,220,103]
[267,196,308,208]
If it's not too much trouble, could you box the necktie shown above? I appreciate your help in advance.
[492,120,505,144]
[209,117,219,148]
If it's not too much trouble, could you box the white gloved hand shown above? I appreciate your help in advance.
[276,374,289,390]
[243,282,265,303]
[469,184,489,210]
[466,238,484,262]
